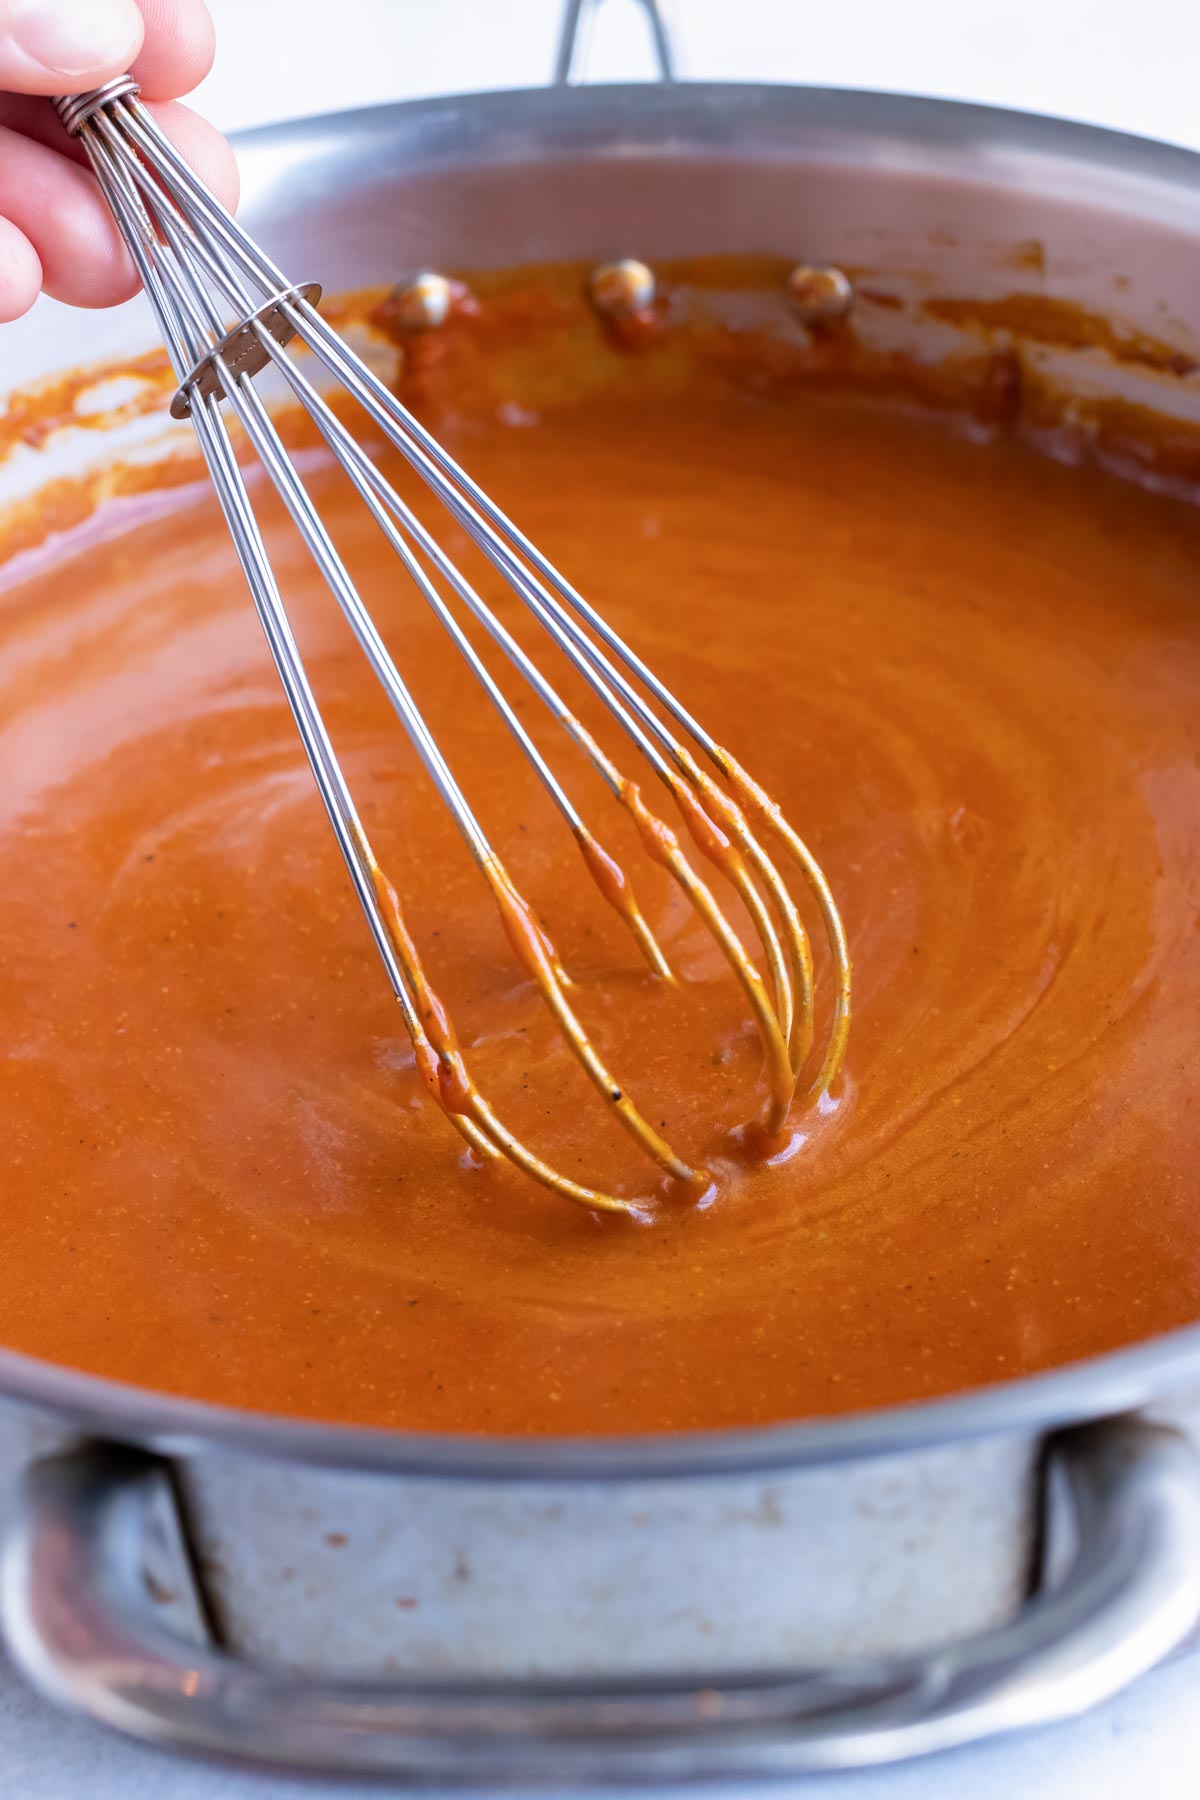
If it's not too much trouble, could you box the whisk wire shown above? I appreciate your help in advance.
[85,108,513,1175]
[60,81,853,1213]
[249,333,673,978]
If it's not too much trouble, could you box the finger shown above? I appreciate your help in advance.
[143,96,238,213]
[0,90,237,236]
[0,212,42,320]
[0,120,134,305]
[0,0,144,97]
[0,91,98,165]
[0,86,235,186]
[129,0,214,99]
[0,101,237,309]
[0,0,215,152]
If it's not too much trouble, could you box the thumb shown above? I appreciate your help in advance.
[0,0,144,97]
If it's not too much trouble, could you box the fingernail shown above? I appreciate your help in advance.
[12,0,141,78]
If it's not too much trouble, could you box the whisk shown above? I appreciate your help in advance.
[55,78,851,1215]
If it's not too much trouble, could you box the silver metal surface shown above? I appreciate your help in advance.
[53,74,139,137]
[554,0,675,86]
[4,1420,1198,1777]
[2,68,1200,1778]
[787,260,855,323]
[588,256,656,316]
[1,82,1198,1469]
[2,77,1196,1473]
[387,270,455,330]
[168,281,322,416]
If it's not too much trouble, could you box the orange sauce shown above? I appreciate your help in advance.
[2,269,1200,1435]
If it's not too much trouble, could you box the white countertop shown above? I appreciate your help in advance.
[7,0,1200,1792]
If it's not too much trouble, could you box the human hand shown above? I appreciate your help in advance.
[0,0,236,320]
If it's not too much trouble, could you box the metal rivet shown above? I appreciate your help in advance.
[389,271,454,331]
[588,259,656,319]
[787,262,854,325]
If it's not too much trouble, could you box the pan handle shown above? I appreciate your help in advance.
[553,0,676,86]
[3,1416,1199,1779]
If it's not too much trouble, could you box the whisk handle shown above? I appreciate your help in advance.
[52,77,142,138]
[554,0,676,85]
